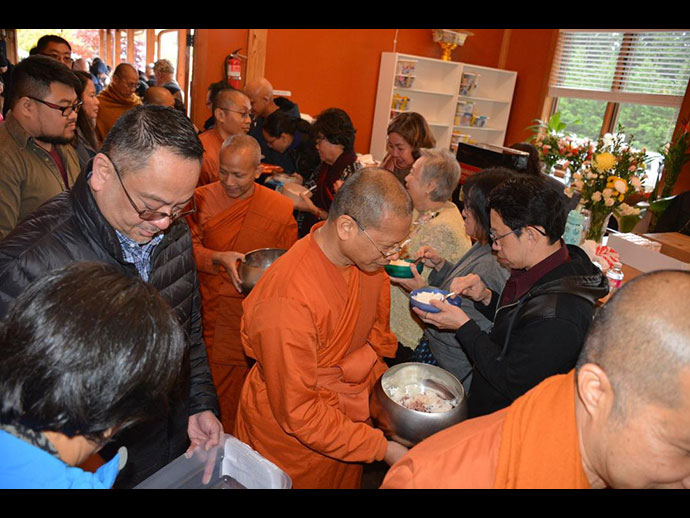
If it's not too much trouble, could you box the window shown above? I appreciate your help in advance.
[547,30,690,187]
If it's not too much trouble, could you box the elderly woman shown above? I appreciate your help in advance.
[401,168,514,390]
[72,71,101,169]
[298,107,361,233]
[0,262,187,489]
[380,112,436,184]
[388,148,472,356]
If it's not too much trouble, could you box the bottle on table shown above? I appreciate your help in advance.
[606,262,624,296]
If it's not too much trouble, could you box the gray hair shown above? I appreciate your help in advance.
[418,148,461,202]
[221,134,261,166]
[153,58,174,74]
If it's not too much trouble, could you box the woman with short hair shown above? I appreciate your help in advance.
[388,148,473,358]
[0,262,187,489]
[379,112,436,184]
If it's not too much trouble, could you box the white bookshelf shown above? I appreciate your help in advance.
[452,63,517,152]
[369,53,517,161]
[369,52,461,162]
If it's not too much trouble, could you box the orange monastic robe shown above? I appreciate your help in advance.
[95,85,142,141]
[381,370,591,489]
[198,128,224,187]
[187,182,297,433]
[234,223,398,489]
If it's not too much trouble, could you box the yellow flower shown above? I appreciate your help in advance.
[595,152,617,171]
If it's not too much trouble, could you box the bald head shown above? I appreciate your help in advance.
[577,270,690,414]
[221,134,261,166]
[329,167,413,230]
[244,77,276,119]
[144,86,176,108]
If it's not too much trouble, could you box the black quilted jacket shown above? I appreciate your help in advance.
[0,168,219,487]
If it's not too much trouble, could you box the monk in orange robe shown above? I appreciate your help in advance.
[234,168,413,489]
[198,88,252,186]
[95,63,142,141]
[382,270,690,489]
[188,134,297,434]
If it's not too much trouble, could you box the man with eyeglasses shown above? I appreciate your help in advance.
[198,87,252,186]
[34,35,73,68]
[95,62,143,142]
[412,175,608,419]
[0,105,222,488]
[234,167,413,489]
[0,55,82,239]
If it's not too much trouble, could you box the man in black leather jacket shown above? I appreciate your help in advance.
[415,175,608,418]
[0,105,222,487]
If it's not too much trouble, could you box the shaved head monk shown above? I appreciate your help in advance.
[187,135,297,433]
[198,88,252,186]
[382,270,690,489]
[95,63,142,141]
[143,86,176,108]
[234,168,413,488]
[245,77,300,172]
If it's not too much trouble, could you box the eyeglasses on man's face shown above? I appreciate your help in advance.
[29,96,82,117]
[489,225,547,244]
[347,214,410,259]
[103,153,196,223]
[219,107,252,120]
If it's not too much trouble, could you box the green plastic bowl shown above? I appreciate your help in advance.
[385,259,423,278]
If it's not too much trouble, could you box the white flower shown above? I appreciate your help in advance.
[630,176,642,190]
[591,191,602,202]
[602,133,615,148]
[602,188,613,198]
[605,197,615,207]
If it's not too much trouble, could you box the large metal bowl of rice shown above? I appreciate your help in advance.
[370,362,468,447]
[238,248,286,295]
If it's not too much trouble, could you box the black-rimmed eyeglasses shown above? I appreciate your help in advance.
[489,225,547,244]
[103,154,196,223]
[347,214,410,259]
[29,96,82,117]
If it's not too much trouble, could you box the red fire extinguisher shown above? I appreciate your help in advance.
[225,49,246,89]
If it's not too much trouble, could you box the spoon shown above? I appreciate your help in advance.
[441,291,457,302]
[420,378,457,403]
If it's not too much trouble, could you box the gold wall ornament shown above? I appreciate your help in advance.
[432,29,473,61]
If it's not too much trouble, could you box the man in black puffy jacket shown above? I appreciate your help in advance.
[415,175,609,418]
[0,105,222,488]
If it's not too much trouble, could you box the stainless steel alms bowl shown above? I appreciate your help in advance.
[238,248,286,295]
[370,362,468,447]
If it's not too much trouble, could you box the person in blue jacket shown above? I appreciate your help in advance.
[0,262,187,489]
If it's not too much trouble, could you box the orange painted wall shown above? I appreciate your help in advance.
[190,29,512,153]
[189,28,690,195]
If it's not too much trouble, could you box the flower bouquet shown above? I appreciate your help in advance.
[530,112,595,178]
[565,131,648,243]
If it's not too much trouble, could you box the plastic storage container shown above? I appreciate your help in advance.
[134,434,292,489]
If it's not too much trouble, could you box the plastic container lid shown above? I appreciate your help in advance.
[134,434,292,489]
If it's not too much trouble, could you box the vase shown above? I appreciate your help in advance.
[585,209,612,244]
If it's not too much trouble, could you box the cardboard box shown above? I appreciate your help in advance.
[608,233,690,273]
[643,232,690,264]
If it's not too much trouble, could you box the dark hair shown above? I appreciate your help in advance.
[73,70,100,149]
[263,110,311,139]
[387,112,436,158]
[462,167,516,243]
[509,142,543,177]
[487,174,566,244]
[7,55,80,109]
[311,108,356,152]
[0,262,187,443]
[208,80,229,104]
[35,35,72,53]
[100,104,203,176]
